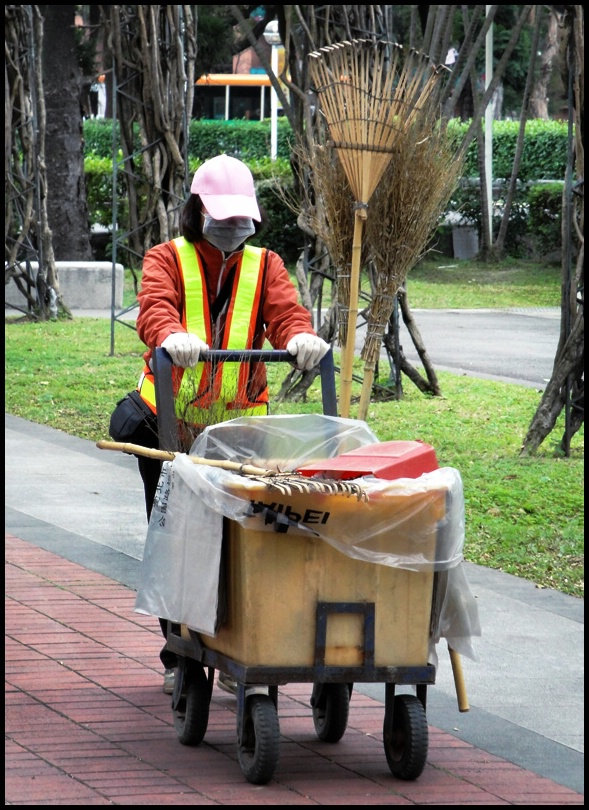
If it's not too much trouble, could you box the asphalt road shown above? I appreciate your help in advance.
[374,306,561,390]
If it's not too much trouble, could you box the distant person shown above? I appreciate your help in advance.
[88,74,107,118]
[96,74,107,118]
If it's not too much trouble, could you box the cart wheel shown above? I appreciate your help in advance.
[383,694,428,780]
[383,695,428,780]
[173,664,210,746]
[311,683,350,743]
[237,694,280,785]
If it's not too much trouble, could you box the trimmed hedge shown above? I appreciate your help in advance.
[83,117,571,262]
[187,118,294,161]
[527,181,565,257]
[442,120,569,258]
[447,118,568,181]
[83,117,294,161]
[84,117,569,180]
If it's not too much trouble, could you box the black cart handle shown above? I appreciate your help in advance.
[153,346,338,451]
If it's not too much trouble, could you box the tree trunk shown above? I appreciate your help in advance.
[520,5,584,456]
[101,5,196,271]
[40,5,93,261]
[382,286,442,398]
[520,305,584,454]
[529,8,559,119]
[5,4,67,319]
[494,7,542,257]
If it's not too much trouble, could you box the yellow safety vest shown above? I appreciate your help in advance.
[137,238,269,426]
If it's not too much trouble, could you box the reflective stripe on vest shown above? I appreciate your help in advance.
[137,370,157,414]
[137,238,268,424]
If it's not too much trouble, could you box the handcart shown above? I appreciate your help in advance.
[148,347,462,785]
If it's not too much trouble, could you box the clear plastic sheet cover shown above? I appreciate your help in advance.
[190,412,380,471]
[134,461,223,635]
[187,414,465,571]
[136,414,481,658]
[174,457,466,571]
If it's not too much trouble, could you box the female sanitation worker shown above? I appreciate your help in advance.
[133,154,329,692]
[136,154,329,513]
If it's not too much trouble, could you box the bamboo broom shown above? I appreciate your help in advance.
[357,73,462,420]
[308,40,442,417]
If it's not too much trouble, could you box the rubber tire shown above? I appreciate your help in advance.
[312,683,350,743]
[383,694,428,780]
[237,694,280,785]
[173,665,210,746]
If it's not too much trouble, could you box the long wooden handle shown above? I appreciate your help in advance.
[96,439,274,477]
[448,646,470,712]
[339,210,365,418]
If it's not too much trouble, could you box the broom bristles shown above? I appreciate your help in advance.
[304,39,462,410]
[309,39,440,204]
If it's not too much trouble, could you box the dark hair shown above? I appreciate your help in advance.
[181,194,268,243]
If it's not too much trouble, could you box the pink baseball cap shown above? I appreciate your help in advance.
[190,154,261,221]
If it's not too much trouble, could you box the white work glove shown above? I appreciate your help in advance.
[286,333,330,371]
[161,332,209,368]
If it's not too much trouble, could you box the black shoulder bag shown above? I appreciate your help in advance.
[109,389,158,446]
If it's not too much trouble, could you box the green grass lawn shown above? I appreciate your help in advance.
[407,256,562,309]
[4,257,583,598]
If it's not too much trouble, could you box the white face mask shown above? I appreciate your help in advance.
[202,214,255,253]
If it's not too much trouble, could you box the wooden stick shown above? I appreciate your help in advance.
[357,363,376,421]
[339,209,365,417]
[96,440,369,500]
[96,439,274,477]
[448,646,470,712]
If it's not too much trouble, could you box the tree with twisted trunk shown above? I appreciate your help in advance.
[99,4,197,286]
[5,5,68,319]
[520,5,584,456]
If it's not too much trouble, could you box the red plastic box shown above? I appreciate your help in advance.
[296,440,439,481]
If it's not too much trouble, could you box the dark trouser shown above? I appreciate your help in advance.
[138,455,163,522]
[157,618,180,669]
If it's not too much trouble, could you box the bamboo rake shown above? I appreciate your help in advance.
[309,41,399,417]
[96,439,275,476]
[96,440,368,500]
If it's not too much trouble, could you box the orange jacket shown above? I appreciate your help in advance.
[136,237,316,403]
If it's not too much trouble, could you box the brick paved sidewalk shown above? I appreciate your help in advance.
[5,533,584,806]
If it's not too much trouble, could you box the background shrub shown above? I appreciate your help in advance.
[85,155,126,226]
[86,117,570,180]
[187,118,293,161]
[443,178,563,260]
[83,118,122,156]
[527,181,565,258]
[447,118,569,181]
[83,118,571,262]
